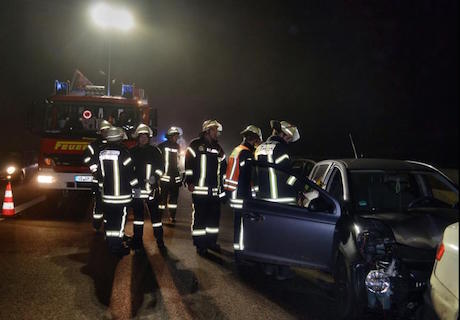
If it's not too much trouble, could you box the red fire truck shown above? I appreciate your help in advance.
[32,81,156,192]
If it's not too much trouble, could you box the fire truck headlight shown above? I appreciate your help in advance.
[6,166,16,175]
[37,175,54,184]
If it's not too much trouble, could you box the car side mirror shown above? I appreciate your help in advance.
[308,196,334,213]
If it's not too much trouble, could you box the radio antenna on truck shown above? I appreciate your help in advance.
[349,133,358,159]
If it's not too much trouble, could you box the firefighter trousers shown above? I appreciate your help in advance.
[132,190,163,248]
[159,182,180,219]
[191,195,221,249]
[102,203,129,255]
[91,185,103,230]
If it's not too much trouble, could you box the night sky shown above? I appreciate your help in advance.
[0,0,458,167]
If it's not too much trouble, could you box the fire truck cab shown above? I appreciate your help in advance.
[32,81,156,191]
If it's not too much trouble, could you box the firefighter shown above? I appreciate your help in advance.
[130,124,165,253]
[83,119,112,231]
[255,120,300,202]
[185,120,227,255]
[224,125,262,251]
[157,126,183,224]
[97,126,138,257]
[254,120,300,279]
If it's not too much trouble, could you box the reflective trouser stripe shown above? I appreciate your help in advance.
[152,222,163,228]
[133,221,144,225]
[198,154,206,186]
[192,229,206,236]
[93,214,103,219]
[205,227,219,234]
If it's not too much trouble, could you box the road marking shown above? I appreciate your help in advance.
[144,234,193,320]
[14,195,47,214]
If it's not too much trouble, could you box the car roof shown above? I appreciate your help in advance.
[319,158,436,172]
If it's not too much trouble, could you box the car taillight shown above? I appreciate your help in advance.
[436,243,445,261]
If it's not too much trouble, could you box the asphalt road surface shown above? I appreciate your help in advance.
[0,178,359,320]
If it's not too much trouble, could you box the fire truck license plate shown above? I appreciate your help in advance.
[75,175,93,182]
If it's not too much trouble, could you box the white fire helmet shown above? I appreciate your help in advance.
[98,120,112,133]
[166,126,183,137]
[271,120,300,142]
[202,120,223,133]
[104,127,125,142]
[132,123,153,138]
[240,125,263,141]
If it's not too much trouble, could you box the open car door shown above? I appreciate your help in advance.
[235,161,341,272]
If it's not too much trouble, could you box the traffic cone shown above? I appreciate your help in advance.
[2,181,15,217]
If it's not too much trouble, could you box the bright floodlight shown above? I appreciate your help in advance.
[91,3,134,31]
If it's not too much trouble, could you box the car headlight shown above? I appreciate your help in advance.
[365,270,390,293]
[6,166,16,175]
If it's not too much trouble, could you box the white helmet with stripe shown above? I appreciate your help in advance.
[132,123,153,138]
[202,120,223,133]
[271,120,300,142]
[166,126,183,136]
[104,127,125,142]
[240,125,263,141]
[97,120,112,134]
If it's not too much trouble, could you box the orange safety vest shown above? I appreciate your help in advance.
[224,144,250,192]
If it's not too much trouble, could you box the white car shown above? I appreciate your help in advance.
[429,222,459,320]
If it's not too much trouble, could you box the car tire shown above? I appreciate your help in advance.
[334,254,362,319]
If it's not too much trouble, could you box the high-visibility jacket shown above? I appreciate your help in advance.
[157,140,182,184]
[97,142,138,204]
[82,137,107,179]
[130,144,164,199]
[224,142,254,193]
[255,135,294,203]
[185,136,227,198]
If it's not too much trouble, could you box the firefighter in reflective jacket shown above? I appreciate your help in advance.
[82,120,112,231]
[185,120,227,255]
[255,120,300,203]
[224,125,262,251]
[130,124,165,253]
[158,126,182,224]
[97,127,138,257]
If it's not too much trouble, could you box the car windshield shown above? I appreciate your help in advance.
[43,102,140,136]
[350,170,458,213]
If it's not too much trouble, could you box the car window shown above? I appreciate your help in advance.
[423,173,458,206]
[250,164,335,214]
[349,170,457,213]
[310,164,329,186]
[327,168,344,201]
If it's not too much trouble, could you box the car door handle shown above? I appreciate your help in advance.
[243,212,264,222]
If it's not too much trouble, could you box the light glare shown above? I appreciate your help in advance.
[6,166,16,175]
[37,175,54,184]
[91,3,134,31]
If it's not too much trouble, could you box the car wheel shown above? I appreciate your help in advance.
[334,254,362,319]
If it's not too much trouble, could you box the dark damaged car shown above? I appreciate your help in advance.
[233,158,458,319]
